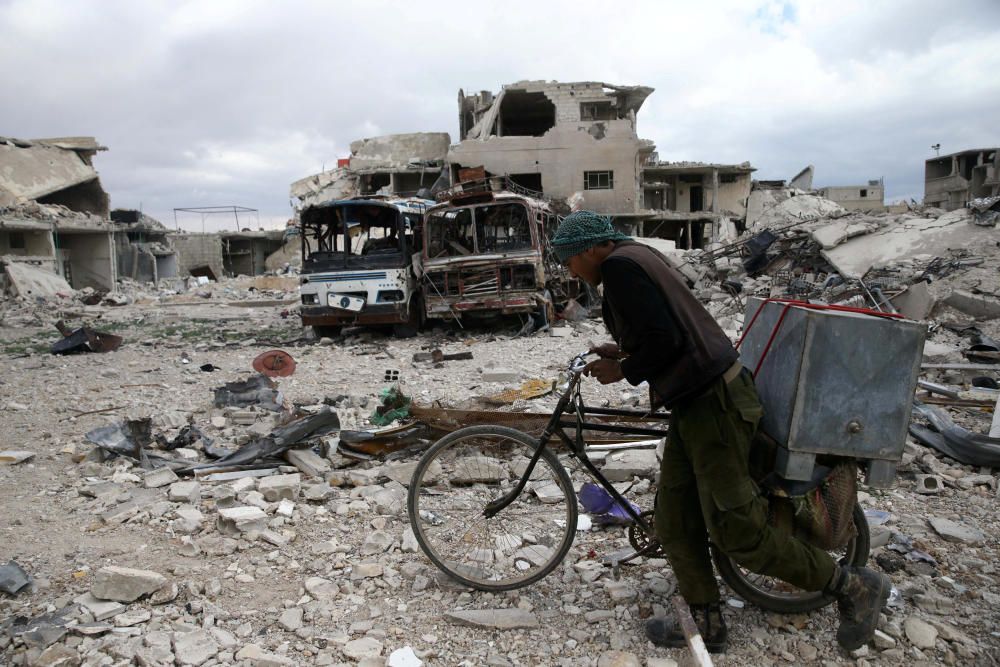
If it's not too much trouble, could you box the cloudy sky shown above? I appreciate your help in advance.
[2,0,998,231]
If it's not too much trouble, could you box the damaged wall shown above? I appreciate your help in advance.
[0,137,110,216]
[818,183,885,212]
[54,229,116,290]
[171,233,225,279]
[450,81,655,215]
[349,133,450,171]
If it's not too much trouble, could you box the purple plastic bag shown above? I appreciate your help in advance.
[578,482,641,526]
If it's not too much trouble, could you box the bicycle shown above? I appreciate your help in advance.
[406,351,871,613]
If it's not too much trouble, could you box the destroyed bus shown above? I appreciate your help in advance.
[298,197,431,337]
[419,184,587,326]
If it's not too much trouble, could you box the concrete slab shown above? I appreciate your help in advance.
[4,262,72,298]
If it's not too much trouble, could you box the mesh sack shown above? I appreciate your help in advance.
[767,460,858,551]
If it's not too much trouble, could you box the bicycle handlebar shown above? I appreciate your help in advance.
[569,351,596,374]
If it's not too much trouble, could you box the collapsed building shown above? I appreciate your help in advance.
[817,180,886,212]
[924,147,1000,211]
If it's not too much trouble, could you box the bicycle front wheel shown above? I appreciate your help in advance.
[407,425,578,591]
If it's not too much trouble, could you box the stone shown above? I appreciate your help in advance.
[604,580,637,602]
[196,536,238,555]
[597,651,640,667]
[91,566,167,602]
[136,630,174,666]
[928,517,986,544]
[351,563,383,580]
[173,629,218,666]
[73,593,126,621]
[915,591,955,614]
[600,449,658,482]
[258,473,301,501]
[361,530,393,555]
[0,450,35,464]
[873,629,896,650]
[532,481,567,503]
[401,527,419,553]
[303,483,334,501]
[944,289,1000,319]
[168,481,201,503]
[142,467,179,488]
[217,506,267,536]
[343,637,383,659]
[31,645,80,666]
[172,507,204,534]
[387,645,423,667]
[452,456,507,483]
[305,576,340,600]
[276,498,295,517]
[481,368,519,382]
[278,607,304,631]
[797,641,818,661]
[585,610,614,623]
[904,616,938,649]
[371,482,407,514]
[444,608,539,630]
[384,460,441,486]
[646,660,678,667]
[114,609,152,627]
[285,448,331,477]
[235,644,294,666]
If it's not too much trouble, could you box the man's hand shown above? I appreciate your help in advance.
[589,342,625,360]
[583,359,624,384]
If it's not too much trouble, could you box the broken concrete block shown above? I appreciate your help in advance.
[258,473,300,501]
[0,450,35,465]
[172,507,204,534]
[143,467,179,488]
[285,448,331,477]
[350,563,383,580]
[890,280,935,320]
[481,368,520,382]
[275,499,295,517]
[278,607,303,631]
[172,629,219,666]
[383,460,441,486]
[3,262,72,298]
[168,481,201,504]
[944,290,1000,320]
[444,608,540,630]
[234,644,294,665]
[302,483,333,501]
[73,593,127,621]
[343,637,383,660]
[217,506,267,537]
[304,576,340,600]
[914,474,944,494]
[928,517,986,544]
[600,449,658,482]
[92,566,168,602]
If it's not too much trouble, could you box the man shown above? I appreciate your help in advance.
[551,211,890,653]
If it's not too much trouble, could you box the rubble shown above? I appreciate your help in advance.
[90,566,167,603]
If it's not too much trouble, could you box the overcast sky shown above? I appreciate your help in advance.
[2,0,998,231]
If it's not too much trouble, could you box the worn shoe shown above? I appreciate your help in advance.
[644,602,728,653]
[827,565,891,651]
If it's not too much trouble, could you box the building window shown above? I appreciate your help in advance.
[580,102,614,121]
[584,171,614,190]
[9,232,26,249]
[720,173,738,184]
[860,189,868,197]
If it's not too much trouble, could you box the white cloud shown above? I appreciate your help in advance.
[0,0,996,221]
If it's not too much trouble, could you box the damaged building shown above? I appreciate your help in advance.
[817,180,885,212]
[450,81,655,216]
[0,136,118,293]
[111,209,178,283]
[924,147,1000,211]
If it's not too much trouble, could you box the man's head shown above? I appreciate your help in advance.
[551,211,630,286]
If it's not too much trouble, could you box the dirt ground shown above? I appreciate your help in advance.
[1,284,999,666]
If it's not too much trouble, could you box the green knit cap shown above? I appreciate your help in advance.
[551,211,630,262]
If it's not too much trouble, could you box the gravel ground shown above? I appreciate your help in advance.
[1,276,999,666]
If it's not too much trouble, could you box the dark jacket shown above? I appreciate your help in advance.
[601,241,737,407]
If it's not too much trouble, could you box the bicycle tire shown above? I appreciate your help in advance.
[407,425,578,592]
[712,502,871,613]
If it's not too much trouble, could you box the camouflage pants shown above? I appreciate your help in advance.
[654,369,836,604]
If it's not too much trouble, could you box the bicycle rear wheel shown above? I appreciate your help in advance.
[712,502,871,613]
[407,425,578,591]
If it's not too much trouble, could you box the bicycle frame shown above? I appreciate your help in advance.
[484,351,668,540]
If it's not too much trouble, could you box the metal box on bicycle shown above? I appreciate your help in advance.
[739,297,926,487]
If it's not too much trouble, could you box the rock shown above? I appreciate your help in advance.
[143,467,179,488]
[444,608,539,630]
[217,506,267,536]
[258,473,301,501]
[371,481,407,514]
[481,368,519,382]
[343,637,383,659]
[797,641,818,661]
[168,481,201,503]
[928,517,986,544]
[303,483,333,501]
[914,474,944,494]
[387,645,423,667]
[384,460,441,486]
[904,616,938,649]
[452,456,506,483]
[601,449,658,482]
[604,580,637,602]
[172,629,219,666]
[597,651,640,667]
[646,659,678,667]
[31,644,80,666]
[114,609,152,627]
[915,591,954,614]
[91,566,168,602]
[873,629,896,650]
[172,507,204,533]
[0,450,35,464]
[278,607,304,631]
[401,527,419,553]
[136,630,174,666]
[276,498,295,517]
[305,576,340,600]
[351,563,383,580]
[196,536,238,555]
[361,530,393,555]
[235,644,294,666]
[73,593,126,621]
